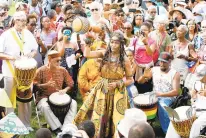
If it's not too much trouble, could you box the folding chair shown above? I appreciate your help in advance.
[32,93,41,128]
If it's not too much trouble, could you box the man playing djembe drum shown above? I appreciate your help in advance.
[0,11,38,131]
[33,50,77,135]
[166,64,206,138]
[138,52,180,133]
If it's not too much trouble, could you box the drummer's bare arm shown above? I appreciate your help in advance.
[57,41,65,57]
[0,52,16,60]
[84,44,105,58]
[156,72,180,97]
[37,39,47,54]
[26,50,37,58]
[137,68,152,84]
[124,57,134,86]
[64,69,74,92]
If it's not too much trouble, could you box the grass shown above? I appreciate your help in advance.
[18,93,83,138]
[14,92,165,138]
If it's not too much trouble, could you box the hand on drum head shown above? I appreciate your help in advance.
[25,53,34,58]
[59,89,67,95]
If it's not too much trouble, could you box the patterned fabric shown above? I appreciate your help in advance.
[74,63,129,138]
[78,59,101,101]
[33,65,74,103]
[60,48,76,77]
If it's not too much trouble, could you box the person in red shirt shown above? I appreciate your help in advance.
[34,50,77,135]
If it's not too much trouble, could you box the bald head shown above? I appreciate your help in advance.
[128,121,155,138]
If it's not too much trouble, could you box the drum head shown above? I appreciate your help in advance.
[174,106,195,121]
[133,93,157,105]
[49,92,71,106]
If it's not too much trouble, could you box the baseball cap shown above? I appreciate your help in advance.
[158,52,172,63]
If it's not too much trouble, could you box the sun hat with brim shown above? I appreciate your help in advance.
[194,64,206,81]
[158,52,172,63]
[117,108,147,138]
[169,7,187,19]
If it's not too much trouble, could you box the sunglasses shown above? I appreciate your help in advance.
[91,8,98,12]
[30,23,37,26]
[124,27,131,30]
[118,14,124,17]
[57,4,62,7]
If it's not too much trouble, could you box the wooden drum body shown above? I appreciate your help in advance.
[171,106,196,138]
[72,16,90,34]
[14,57,37,102]
[48,92,72,124]
[133,93,158,120]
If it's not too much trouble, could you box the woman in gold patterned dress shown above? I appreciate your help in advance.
[74,32,133,138]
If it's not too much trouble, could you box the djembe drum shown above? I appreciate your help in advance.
[133,92,158,120]
[48,92,72,124]
[14,57,37,102]
[72,16,90,34]
[171,106,196,138]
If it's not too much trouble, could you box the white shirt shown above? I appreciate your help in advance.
[152,67,177,93]
[0,28,38,77]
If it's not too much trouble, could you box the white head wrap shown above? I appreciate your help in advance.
[13,11,26,20]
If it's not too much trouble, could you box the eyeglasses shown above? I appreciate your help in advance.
[57,4,62,7]
[201,26,206,28]
[118,14,124,17]
[150,11,157,14]
[91,8,98,12]
[133,2,139,4]
[17,19,26,23]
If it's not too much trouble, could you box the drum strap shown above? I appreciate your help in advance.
[5,29,29,108]
[10,28,24,53]
[6,60,31,108]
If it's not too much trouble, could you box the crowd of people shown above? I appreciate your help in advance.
[0,0,206,137]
